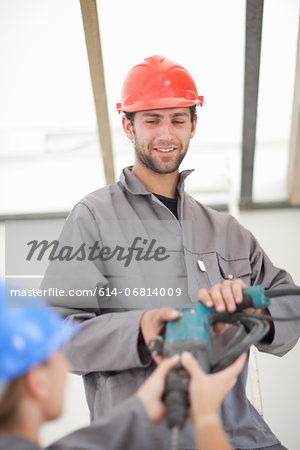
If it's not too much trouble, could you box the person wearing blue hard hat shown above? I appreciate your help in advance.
[0,279,246,450]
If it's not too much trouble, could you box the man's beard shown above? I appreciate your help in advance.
[134,142,188,174]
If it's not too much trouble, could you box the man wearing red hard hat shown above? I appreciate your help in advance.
[41,55,300,449]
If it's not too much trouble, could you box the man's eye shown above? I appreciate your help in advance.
[146,120,158,124]
[173,121,185,124]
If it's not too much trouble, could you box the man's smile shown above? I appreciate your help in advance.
[153,147,177,154]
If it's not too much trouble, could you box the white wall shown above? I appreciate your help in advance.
[240,209,300,450]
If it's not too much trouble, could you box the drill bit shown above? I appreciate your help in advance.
[170,426,179,450]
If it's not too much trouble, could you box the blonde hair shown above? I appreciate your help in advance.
[0,376,26,428]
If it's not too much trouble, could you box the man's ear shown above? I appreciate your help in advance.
[122,115,134,140]
[191,114,197,138]
[26,366,49,401]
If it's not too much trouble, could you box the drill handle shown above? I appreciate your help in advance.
[235,292,257,311]
[235,286,271,311]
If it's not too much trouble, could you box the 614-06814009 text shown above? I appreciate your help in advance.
[97,287,182,297]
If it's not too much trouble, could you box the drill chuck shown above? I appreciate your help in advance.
[163,340,210,429]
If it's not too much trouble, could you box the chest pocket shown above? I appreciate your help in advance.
[196,252,252,289]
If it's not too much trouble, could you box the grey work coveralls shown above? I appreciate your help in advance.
[42,167,300,450]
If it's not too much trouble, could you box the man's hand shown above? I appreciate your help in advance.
[181,352,247,423]
[198,279,247,313]
[198,279,248,334]
[140,307,180,362]
[136,354,180,423]
[198,279,273,338]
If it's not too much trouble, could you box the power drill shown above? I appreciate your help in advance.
[148,286,272,429]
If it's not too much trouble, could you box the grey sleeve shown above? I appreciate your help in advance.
[62,309,151,374]
[47,396,158,450]
[249,232,300,356]
[41,203,152,374]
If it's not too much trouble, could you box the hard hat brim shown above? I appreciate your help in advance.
[117,96,203,114]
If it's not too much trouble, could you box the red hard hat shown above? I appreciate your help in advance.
[116,55,204,114]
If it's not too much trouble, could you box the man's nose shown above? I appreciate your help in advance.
[158,120,174,140]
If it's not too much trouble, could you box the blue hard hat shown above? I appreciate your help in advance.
[0,279,79,382]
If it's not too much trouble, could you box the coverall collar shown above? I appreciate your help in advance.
[119,166,194,196]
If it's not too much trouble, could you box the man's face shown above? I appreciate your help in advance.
[123,108,197,174]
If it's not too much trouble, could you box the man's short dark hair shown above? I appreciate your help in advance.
[124,105,197,126]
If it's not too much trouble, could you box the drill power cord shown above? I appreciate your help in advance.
[210,313,270,372]
[265,287,300,297]
[209,284,300,371]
